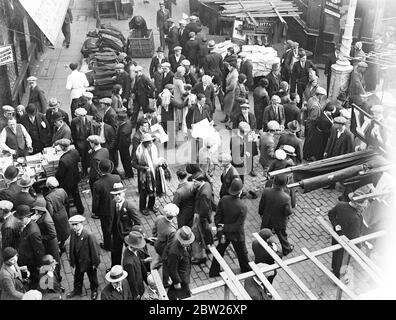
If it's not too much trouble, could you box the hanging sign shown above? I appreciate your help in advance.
[0,45,14,66]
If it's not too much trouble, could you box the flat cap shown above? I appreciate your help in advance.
[115,63,125,69]
[161,62,171,68]
[74,107,87,116]
[271,95,281,103]
[267,120,280,131]
[156,46,164,52]
[240,103,250,109]
[164,83,174,90]
[87,135,104,144]
[190,15,198,20]
[54,138,71,148]
[163,203,180,217]
[27,76,38,81]
[238,121,251,133]
[179,19,187,25]
[357,61,368,68]
[99,97,112,105]
[275,149,286,160]
[334,116,347,125]
[82,91,93,99]
[48,98,59,106]
[69,214,86,224]
[316,87,327,95]
[188,31,195,38]
[181,59,190,66]
[2,105,15,112]
[174,46,182,51]
[207,40,216,48]
[135,65,143,71]
[0,200,13,211]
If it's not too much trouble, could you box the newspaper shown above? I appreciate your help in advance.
[151,123,168,144]
[191,118,216,139]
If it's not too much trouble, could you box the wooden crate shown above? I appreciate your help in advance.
[128,29,155,58]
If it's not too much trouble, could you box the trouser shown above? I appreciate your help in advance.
[76,142,90,175]
[327,75,331,96]
[70,98,80,118]
[270,227,292,255]
[65,186,84,215]
[296,83,306,109]
[109,148,119,168]
[254,107,264,131]
[331,237,344,278]
[100,215,112,251]
[111,229,125,266]
[62,23,71,44]
[209,238,251,275]
[139,191,155,211]
[27,265,40,289]
[153,250,170,285]
[130,103,142,128]
[159,28,166,49]
[73,261,99,293]
[217,88,224,112]
[119,143,134,177]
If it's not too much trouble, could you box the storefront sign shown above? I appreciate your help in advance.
[242,20,273,35]
[0,45,14,66]
[19,0,70,45]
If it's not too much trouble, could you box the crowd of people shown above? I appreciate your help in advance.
[0,0,389,301]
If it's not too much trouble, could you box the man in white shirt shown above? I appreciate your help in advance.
[0,118,33,157]
[66,63,89,118]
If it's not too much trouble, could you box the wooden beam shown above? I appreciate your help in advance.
[317,217,384,285]
[248,262,283,300]
[220,272,244,299]
[352,190,393,202]
[151,269,169,300]
[301,248,358,299]
[252,233,318,300]
[270,0,286,24]
[238,0,258,26]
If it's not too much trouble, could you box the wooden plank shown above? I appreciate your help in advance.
[301,248,358,300]
[317,217,384,285]
[352,190,393,202]
[238,0,258,26]
[220,272,244,299]
[248,262,282,300]
[151,269,169,300]
[209,246,252,300]
[252,233,317,300]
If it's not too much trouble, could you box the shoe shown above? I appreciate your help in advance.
[191,257,207,265]
[100,243,110,251]
[91,214,100,219]
[283,244,294,256]
[248,190,258,199]
[60,286,65,293]
[141,209,150,216]
[149,205,159,213]
[66,290,82,299]
[240,191,247,198]
[91,290,98,300]
[249,171,257,177]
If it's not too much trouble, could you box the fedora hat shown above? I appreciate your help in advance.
[124,231,146,248]
[14,205,32,219]
[287,120,300,132]
[17,174,35,187]
[141,133,154,143]
[175,226,195,245]
[110,182,126,195]
[98,159,114,175]
[228,178,243,196]
[4,165,19,180]
[105,265,128,283]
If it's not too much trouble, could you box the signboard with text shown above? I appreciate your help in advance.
[0,45,14,66]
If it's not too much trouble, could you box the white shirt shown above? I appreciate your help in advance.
[66,70,89,100]
[337,127,345,139]
[0,125,32,153]
[99,123,105,141]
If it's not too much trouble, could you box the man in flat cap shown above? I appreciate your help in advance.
[51,111,71,145]
[324,116,354,160]
[157,2,171,50]
[349,61,369,106]
[186,15,202,35]
[184,32,200,67]
[0,105,15,132]
[71,107,92,177]
[169,46,186,74]
[55,138,84,215]
[66,63,89,118]
[91,114,117,167]
[78,92,98,117]
[165,18,179,54]
[263,95,285,131]
[178,20,189,52]
[114,63,131,108]
[67,215,100,300]
[27,76,48,114]
[202,40,223,86]
[150,47,168,79]
[0,118,33,157]
[46,98,70,137]
[160,62,174,92]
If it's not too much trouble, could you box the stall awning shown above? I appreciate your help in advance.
[19,0,70,45]
[199,0,301,25]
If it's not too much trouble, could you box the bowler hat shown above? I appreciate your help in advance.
[124,231,146,248]
[98,159,114,175]
[175,226,195,245]
[2,247,18,262]
[110,182,126,195]
[4,166,19,180]
[287,120,300,132]
[105,265,128,283]
[17,174,35,187]
[228,178,243,196]
[14,204,32,219]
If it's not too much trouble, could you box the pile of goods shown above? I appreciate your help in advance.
[211,40,241,58]
[240,45,280,77]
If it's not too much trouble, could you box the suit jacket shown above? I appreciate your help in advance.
[117,120,133,148]
[252,240,281,265]
[232,111,257,130]
[115,71,131,101]
[203,52,223,79]
[133,75,155,108]
[258,187,292,229]
[192,82,215,111]
[165,26,179,54]
[194,182,213,221]
[92,174,121,217]
[266,71,281,98]
[52,123,72,145]
[173,181,196,228]
[122,247,147,299]
[0,264,26,300]
[324,128,354,157]
[185,103,212,129]
[259,132,276,169]
[28,85,48,114]
[17,220,45,267]
[56,148,81,191]
[103,107,118,130]
[160,71,174,91]
[156,8,170,30]
[71,116,92,143]
[46,108,70,135]
[186,22,202,35]
[166,239,191,286]
[184,39,200,66]
[263,104,285,130]
[19,113,51,148]
[111,199,141,237]
[178,27,190,51]
[89,147,110,182]
[284,101,301,125]
[219,165,240,198]
[215,195,247,241]
[152,215,177,256]
[291,60,317,93]
[240,60,254,90]
[149,56,168,79]
[69,228,100,272]
[92,122,117,152]
[101,279,132,300]
[168,54,186,74]
[13,191,37,209]
[276,132,303,164]
[328,202,363,239]
[131,129,144,160]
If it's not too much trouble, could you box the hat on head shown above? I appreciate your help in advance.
[2,247,18,262]
[54,138,71,148]
[2,105,14,113]
[14,205,32,219]
[163,203,180,217]
[282,145,296,156]
[355,41,362,50]
[184,84,192,90]
[207,40,216,49]
[371,105,384,113]
[316,87,326,95]
[357,61,368,68]
[118,52,127,59]
[228,178,243,196]
[46,176,59,188]
[324,102,336,112]
[99,159,115,175]
[240,103,250,109]
[124,231,146,248]
[188,31,195,38]
[229,61,237,68]
[167,17,175,23]
[27,76,37,82]
[131,225,145,235]
[190,170,205,181]
[4,165,19,180]
[141,133,154,143]
[0,200,13,212]
[178,19,187,25]
[99,97,112,105]
[190,15,198,20]
[267,120,280,131]
[271,95,281,103]
[218,153,232,163]
[105,265,128,283]
[287,120,300,132]
[87,135,104,144]
[74,107,87,116]
[22,290,42,300]
[239,51,248,58]
[159,1,165,5]
[174,46,182,52]
[17,174,35,187]
[175,226,195,245]
[348,188,368,205]
[156,46,164,53]
[258,228,275,243]
[82,91,93,99]
[115,63,124,69]
[291,41,299,48]
[110,182,126,195]
[52,111,64,122]
[238,121,251,133]
[275,149,287,160]
[272,63,280,71]
[48,98,58,107]
[286,39,294,46]
[186,163,201,175]
[334,116,347,125]
[164,83,174,91]
[68,214,86,224]
[41,254,57,266]
[161,62,171,68]
[135,65,143,72]
[181,59,191,66]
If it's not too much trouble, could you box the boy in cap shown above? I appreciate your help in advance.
[101,265,132,300]
[27,76,48,114]
[67,215,100,300]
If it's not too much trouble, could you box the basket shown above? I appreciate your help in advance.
[128,29,155,58]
